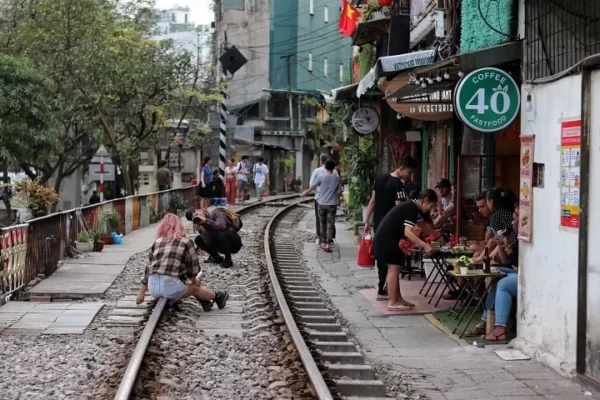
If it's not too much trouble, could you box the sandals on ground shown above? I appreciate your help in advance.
[483,332,507,342]
[388,304,413,312]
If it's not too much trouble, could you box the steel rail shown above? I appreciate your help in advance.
[263,198,334,400]
[113,194,301,400]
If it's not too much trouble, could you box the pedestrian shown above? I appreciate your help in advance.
[363,156,419,301]
[302,158,340,252]
[374,189,438,311]
[156,160,172,191]
[186,208,242,269]
[225,158,237,205]
[135,213,229,310]
[198,156,213,210]
[212,169,226,206]
[89,191,101,205]
[236,155,250,203]
[309,154,339,243]
[252,157,269,200]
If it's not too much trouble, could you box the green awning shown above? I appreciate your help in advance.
[456,40,523,72]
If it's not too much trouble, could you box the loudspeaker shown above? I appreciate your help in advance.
[219,46,248,76]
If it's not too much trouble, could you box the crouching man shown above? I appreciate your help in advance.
[135,213,228,310]
[186,208,242,269]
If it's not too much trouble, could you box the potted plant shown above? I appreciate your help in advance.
[89,230,103,252]
[76,231,93,252]
[102,210,122,244]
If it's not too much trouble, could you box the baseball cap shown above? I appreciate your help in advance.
[436,178,452,189]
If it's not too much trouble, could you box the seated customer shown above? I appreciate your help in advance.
[468,192,492,254]
[471,209,519,341]
[135,213,228,310]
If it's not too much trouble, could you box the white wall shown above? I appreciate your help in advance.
[514,74,581,376]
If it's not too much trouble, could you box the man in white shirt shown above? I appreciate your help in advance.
[236,155,250,203]
[309,154,339,242]
[253,157,269,200]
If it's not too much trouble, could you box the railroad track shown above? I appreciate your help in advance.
[114,196,388,400]
[266,201,388,400]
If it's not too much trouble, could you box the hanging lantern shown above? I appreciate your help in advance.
[378,0,392,6]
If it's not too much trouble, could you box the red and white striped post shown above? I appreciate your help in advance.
[99,153,104,202]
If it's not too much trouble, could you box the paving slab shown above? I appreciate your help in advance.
[29,224,157,298]
[0,301,103,335]
[299,211,597,400]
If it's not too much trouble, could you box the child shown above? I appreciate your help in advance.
[212,169,226,206]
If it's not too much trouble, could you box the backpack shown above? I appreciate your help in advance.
[217,207,243,231]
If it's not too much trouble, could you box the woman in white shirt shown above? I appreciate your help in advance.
[224,158,237,205]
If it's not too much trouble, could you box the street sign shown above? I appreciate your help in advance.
[91,145,114,164]
[454,67,520,133]
[88,163,115,182]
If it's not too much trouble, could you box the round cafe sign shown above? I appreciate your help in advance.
[454,67,520,133]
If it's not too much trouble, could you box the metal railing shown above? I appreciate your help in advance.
[525,0,600,80]
[0,187,197,297]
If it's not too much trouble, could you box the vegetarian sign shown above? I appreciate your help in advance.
[454,67,521,133]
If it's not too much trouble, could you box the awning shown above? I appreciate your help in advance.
[384,58,461,100]
[322,83,358,104]
[456,40,523,72]
[356,49,436,97]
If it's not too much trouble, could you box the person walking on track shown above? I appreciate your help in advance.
[198,156,213,210]
[309,154,339,243]
[225,158,237,205]
[374,190,437,312]
[236,155,250,204]
[363,156,419,301]
[302,158,340,253]
[135,213,228,311]
[252,157,269,200]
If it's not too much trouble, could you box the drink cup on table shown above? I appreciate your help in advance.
[460,266,469,275]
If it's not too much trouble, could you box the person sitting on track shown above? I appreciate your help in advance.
[135,213,229,310]
[186,208,242,269]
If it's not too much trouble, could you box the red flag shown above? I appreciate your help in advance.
[340,1,359,37]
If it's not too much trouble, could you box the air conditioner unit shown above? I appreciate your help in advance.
[432,10,446,37]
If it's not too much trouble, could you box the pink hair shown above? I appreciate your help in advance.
[156,213,186,240]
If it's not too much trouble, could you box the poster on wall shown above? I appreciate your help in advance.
[560,120,581,229]
[518,135,535,241]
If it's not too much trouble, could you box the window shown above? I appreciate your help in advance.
[339,63,344,83]
[324,6,329,23]
[184,13,188,24]
[309,0,314,15]
[171,13,175,22]
[324,57,328,77]
[308,53,313,72]
[223,0,245,10]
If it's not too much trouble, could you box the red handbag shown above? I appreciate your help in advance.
[358,235,375,268]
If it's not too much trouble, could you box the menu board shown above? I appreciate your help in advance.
[560,120,581,229]
[518,135,535,241]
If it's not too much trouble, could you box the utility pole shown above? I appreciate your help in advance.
[281,54,294,131]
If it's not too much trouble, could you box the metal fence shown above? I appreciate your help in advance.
[525,0,600,80]
[0,187,197,297]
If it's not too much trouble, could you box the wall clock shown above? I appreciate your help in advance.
[351,107,379,135]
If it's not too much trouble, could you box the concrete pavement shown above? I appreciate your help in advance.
[299,210,596,400]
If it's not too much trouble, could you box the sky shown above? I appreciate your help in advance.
[155,0,213,25]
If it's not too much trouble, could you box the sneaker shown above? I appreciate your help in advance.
[214,291,229,310]
[220,259,233,269]
[205,255,224,264]
[200,300,213,312]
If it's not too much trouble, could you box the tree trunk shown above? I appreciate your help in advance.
[121,162,133,195]
[51,171,64,212]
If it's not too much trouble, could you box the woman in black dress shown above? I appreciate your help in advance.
[374,189,438,311]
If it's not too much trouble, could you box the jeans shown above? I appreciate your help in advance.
[148,274,187,301]
[482,268,518,327]
[318,204,337,244]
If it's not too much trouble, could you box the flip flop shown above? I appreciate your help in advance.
[376,294,389,301]
[400,301,415,308]
[483,332,507,342]
[388,304,413,312]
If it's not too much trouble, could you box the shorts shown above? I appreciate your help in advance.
[374,242,406,267]
[237,180,248,191]
[148,274,188,301]
[198,185,213,199]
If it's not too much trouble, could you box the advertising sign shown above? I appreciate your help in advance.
[518,135,535,241]
[560,120,581,229]
[454,67,521,133]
